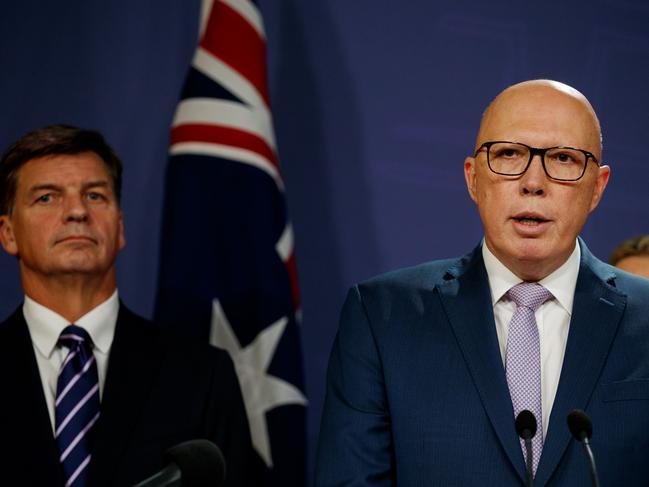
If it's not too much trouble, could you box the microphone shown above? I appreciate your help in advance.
[515,410,537,487]
[567,410,600,487]
[133,439,226,487]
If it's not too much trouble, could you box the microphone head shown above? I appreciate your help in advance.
[164,439,226,487]
[515,410,537,439]
[567,409,593,442]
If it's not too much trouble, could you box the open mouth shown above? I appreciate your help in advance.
[514,217,545,225]
[512,214,549,226]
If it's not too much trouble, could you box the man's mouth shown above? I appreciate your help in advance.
[56,235,96,244]
[512,214,549,226]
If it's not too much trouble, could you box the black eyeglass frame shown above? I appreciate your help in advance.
[474,140,601,182]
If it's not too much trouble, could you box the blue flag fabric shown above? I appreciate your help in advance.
[155,1,307,485]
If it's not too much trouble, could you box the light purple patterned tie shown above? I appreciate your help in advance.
[506,282,552,476]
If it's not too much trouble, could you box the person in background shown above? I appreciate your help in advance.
[609,234,649,279]
[0,125,255,487]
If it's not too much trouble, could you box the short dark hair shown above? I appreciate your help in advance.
[609,235,649,265]
[0,124,122,215]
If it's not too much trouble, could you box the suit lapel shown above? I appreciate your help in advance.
[534,243,625,486]
[88,305,164,487]
[0,308,63,484]
[437,247,527,483]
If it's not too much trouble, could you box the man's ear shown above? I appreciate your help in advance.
[588,165,610,212]
[0,215,18,256]
[464,157,478,204]
[117,210,126,251]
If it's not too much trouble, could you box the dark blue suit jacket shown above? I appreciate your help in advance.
[0,304,257,487]
[316,240,649,486]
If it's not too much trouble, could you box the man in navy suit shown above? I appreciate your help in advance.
[315,80,649,486]
[0,125,255,486]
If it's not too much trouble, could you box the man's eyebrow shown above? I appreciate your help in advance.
[81,180,111,190]
[27,180,111,194]
[27,183,62,194]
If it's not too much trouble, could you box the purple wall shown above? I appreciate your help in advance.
[2,0,649,481]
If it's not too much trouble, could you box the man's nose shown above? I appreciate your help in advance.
[63,195,89,222]
[520,154,547,196]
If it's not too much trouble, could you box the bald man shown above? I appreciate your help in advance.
[315,80,649,486]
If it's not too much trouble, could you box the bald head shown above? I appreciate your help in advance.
[464,79,610,281]
[477,80,602,159]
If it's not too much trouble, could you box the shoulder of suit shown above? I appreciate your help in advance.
[602,263,649,297]
[0,305,26,333]
[579,243,649,295]
[356,249,477,293]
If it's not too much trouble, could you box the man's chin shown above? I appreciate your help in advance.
[48,257,105,276]
[510,237,554,260]
[489,237,549,262]
[487,239,555,279]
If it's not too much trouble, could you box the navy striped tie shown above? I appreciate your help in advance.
[55,325,101,487]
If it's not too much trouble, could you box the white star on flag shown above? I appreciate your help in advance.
[209,298,308,467]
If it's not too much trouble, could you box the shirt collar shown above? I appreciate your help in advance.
[482,239,580,315]
[23,290,119,358]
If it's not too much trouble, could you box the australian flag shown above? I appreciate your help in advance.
[155,1,307,485]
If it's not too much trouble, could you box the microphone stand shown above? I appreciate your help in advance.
[522,432,534,487]
[581,435,600,487]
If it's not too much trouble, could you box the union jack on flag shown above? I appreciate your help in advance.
[155,0,307,485]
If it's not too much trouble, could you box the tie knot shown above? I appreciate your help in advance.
[507,282,552,311]
[58,324,92,350]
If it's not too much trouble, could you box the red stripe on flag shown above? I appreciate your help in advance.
[201,1,270,108]
[286,252,301,310]
[171,124,278,170]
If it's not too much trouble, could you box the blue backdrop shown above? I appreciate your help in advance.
[1,0,648,481]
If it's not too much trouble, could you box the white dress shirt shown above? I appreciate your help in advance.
[22,290,119,431]
[482,241,580,437]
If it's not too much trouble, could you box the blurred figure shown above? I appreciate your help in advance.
[610,235,649,278]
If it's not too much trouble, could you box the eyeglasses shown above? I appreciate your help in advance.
[475,141,600,182]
